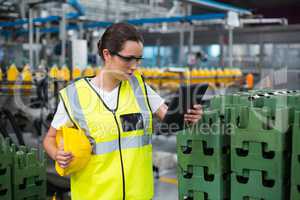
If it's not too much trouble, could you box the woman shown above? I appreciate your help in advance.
[43,23,203,200]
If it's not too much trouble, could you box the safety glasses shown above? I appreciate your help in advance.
[110,51,143,63]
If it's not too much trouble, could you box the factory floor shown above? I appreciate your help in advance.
[154,168,178,200]
[153,135,178,200]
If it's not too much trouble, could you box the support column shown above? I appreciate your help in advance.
[29,8,34,68]
[228,27,233,67]
[78,22,84,39]
[219,34,225,68]
[156,38,161,67]
[188,25,194,55]
[35,27,40,67]
[60,4,67,66]
[179,27,185,65]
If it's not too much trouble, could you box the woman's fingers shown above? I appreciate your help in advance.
[184,114,201,120]
[56,154,72,161]
[56,150,72,159]
[57,157,73,168]
[193,104,202,109]
[58,159,73,168]
[184,115,200,124]
[187,105,203,114]
[55,150,73,168]
[184,104,204,124]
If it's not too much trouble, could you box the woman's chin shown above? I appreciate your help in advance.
[116,74,131,81]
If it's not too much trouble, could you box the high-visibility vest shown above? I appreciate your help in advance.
[59,74,154,200]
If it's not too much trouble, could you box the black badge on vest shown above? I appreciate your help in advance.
[120,113,144,132]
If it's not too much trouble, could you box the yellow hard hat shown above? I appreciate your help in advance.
[55,126,92,176]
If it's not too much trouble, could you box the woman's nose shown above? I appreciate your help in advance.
[130,62,138,70]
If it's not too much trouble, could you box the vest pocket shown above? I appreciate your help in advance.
[120,113,144,132]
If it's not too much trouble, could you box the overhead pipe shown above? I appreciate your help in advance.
[18,22,108,34]
[0,0,85,28]
[16,24,78,35]
[83,21,114,29]
[14,13,226,35]
[240,18,288,26]
[184,0,252,15]
[126,13,226,25]
[16,16,287,35]
[67,0,85,16]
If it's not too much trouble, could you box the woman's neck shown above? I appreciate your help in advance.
[92,67,120,92]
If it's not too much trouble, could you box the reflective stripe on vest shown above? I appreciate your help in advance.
[65,83,91,136]
[64,76,152,154]
[64,82,98,149]
[94,134,151,155]
[129,75,150,133]
[62,76,154,199]
[93,75,152,155]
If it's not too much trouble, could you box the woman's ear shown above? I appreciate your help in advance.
[102,49,111,62]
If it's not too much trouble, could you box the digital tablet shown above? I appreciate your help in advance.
[158,83,208,134]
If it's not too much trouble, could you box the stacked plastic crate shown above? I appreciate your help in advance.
[11,146,46,200]
[177,95,231,200]
[0,136,46,200]
[230,91,291,200]
[287,91,300,199]
[0,137,12,200]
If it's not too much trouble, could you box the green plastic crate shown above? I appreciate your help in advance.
[231,142,288,179]
[179,189,206,200]
[0,166,11,200]
[178,165,229,200]
[11,146,46,200]
[292,110,300,155]
[230,106,290,152]
[177,110,229,175]
[290,154,300,200]
[290,185,300,200]
[231,170,288,200]
[290,110,300,199]
[0,136,12,200]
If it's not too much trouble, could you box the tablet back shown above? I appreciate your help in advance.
[159,83,208,134]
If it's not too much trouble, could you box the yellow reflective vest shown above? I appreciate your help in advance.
[59,74,154,200]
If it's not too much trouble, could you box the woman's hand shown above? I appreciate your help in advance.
[55,142,73,169]
[184,104,203,125]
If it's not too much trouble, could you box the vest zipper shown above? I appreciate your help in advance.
[112,110,126,200]
[84,79,126,198]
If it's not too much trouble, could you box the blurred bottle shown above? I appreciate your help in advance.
[49,65,59,79]
[60,65,70,81]
[82,66,95,77]
[7,64,19,93]
[246,73,254,89]
[72,66,81,80]
[21,64,32,94]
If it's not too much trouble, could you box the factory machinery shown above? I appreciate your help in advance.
[0,64,244,92]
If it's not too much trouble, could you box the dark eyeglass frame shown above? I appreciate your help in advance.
[109,51,143,63]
